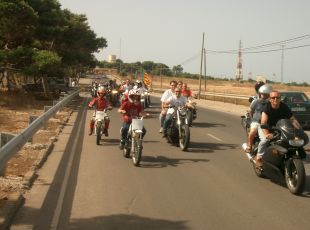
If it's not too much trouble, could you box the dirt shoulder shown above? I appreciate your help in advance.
[0,92,82,212]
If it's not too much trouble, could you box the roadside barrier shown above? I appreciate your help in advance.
[0,89,81,175]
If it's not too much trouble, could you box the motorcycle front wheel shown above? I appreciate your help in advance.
[96,122,102,145]
[132,139,143,166]
[179,125,190,151]
[285,158,306,195]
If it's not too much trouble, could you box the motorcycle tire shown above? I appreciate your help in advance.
[285,158,306,195]
[96,122,102,145]
[132,140,143,166]
[179,125,190,151]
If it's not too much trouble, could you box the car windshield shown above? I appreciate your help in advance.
[281,93,308,103]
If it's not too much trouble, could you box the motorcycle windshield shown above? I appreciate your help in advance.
[276,119,309,145]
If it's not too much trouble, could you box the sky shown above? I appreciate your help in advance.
[58,0,310,83]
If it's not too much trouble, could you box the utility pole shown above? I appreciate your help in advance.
[204,48,207,91]
[198,32,205,99]
[235,40,243,82]
[281,44,284,83]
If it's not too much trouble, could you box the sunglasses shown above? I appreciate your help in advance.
[270,96,280,100]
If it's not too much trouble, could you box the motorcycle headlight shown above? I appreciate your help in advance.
[112,90,118,94]
[289,138,304,147]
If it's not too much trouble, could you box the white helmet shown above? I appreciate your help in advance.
[97,86,106,96]
[258,84,272,94]
[128,89,141,103]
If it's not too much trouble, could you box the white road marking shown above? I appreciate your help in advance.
[207,133,223,142]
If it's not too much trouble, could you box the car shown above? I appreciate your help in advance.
[280,91,310,129]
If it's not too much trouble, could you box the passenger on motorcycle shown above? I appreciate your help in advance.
[181,83,194,98]
[88,87,113,136]
[249,81,265,103]
[244,84,272,153]
[162,87,188,137]
[256,90,301,166]
[120,79,133,93]
[118,89,147,150]
[159,80,178,133]
[134,80,148,94]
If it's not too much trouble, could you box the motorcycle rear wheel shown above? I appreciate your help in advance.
[179,125,190,151]
[285,158,306,195]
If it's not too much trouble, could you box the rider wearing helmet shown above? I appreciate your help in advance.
[88,87,112,136]
[118,89,148,149]
[244,84,273,153]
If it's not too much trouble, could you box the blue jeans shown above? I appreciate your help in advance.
[257,126,269,156]
[120,122,146,142]
[163,114,173,134]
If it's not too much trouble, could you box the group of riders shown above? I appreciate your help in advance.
[88,78,197,149]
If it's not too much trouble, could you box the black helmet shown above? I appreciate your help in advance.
[254,81,265,94]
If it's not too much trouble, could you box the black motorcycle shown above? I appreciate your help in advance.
[165,105,190,151]
[244,119,309,195]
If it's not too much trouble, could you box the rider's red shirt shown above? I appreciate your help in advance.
[182,89,192,97]
[120,101,142,123]
[88,97,110,111]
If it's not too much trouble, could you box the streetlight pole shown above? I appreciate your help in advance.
[280,44,284,83]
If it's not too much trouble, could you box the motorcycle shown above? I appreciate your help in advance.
[106,86,120,107]
[94,109,109,145]
[121,117,144,166]
[91,85,98,98]
[242,119,309,195]
[186,100,197,126]
[165,105,190,151]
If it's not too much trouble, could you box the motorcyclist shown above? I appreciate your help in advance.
[120,79,132,93]
[118,89,148,149]
[159,80,177,133]
[88,87,113,136]
[256,90,301,167]
[162,87,188,137]
[244,84,272,153]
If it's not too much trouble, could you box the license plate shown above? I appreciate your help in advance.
[291,107,306,111]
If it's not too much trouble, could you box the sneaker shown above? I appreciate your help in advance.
[162,133,167,138]
[159,127,163,133]
[88,130,93,136]
[119,140,125,150]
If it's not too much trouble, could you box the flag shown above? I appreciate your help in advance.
[143,72,151,86]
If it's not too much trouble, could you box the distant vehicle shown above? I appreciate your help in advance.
[22,77,69,94]
[280,91,310,129]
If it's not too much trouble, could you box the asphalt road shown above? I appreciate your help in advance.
[11,92,310,230]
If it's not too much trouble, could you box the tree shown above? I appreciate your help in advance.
[172,65,183,76]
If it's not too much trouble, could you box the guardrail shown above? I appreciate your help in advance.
[0,89,81,174]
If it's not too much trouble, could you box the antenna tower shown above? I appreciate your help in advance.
[235,40,243,81]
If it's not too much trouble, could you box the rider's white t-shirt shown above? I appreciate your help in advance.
[166,95,187,107]
[161,89,174,102]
